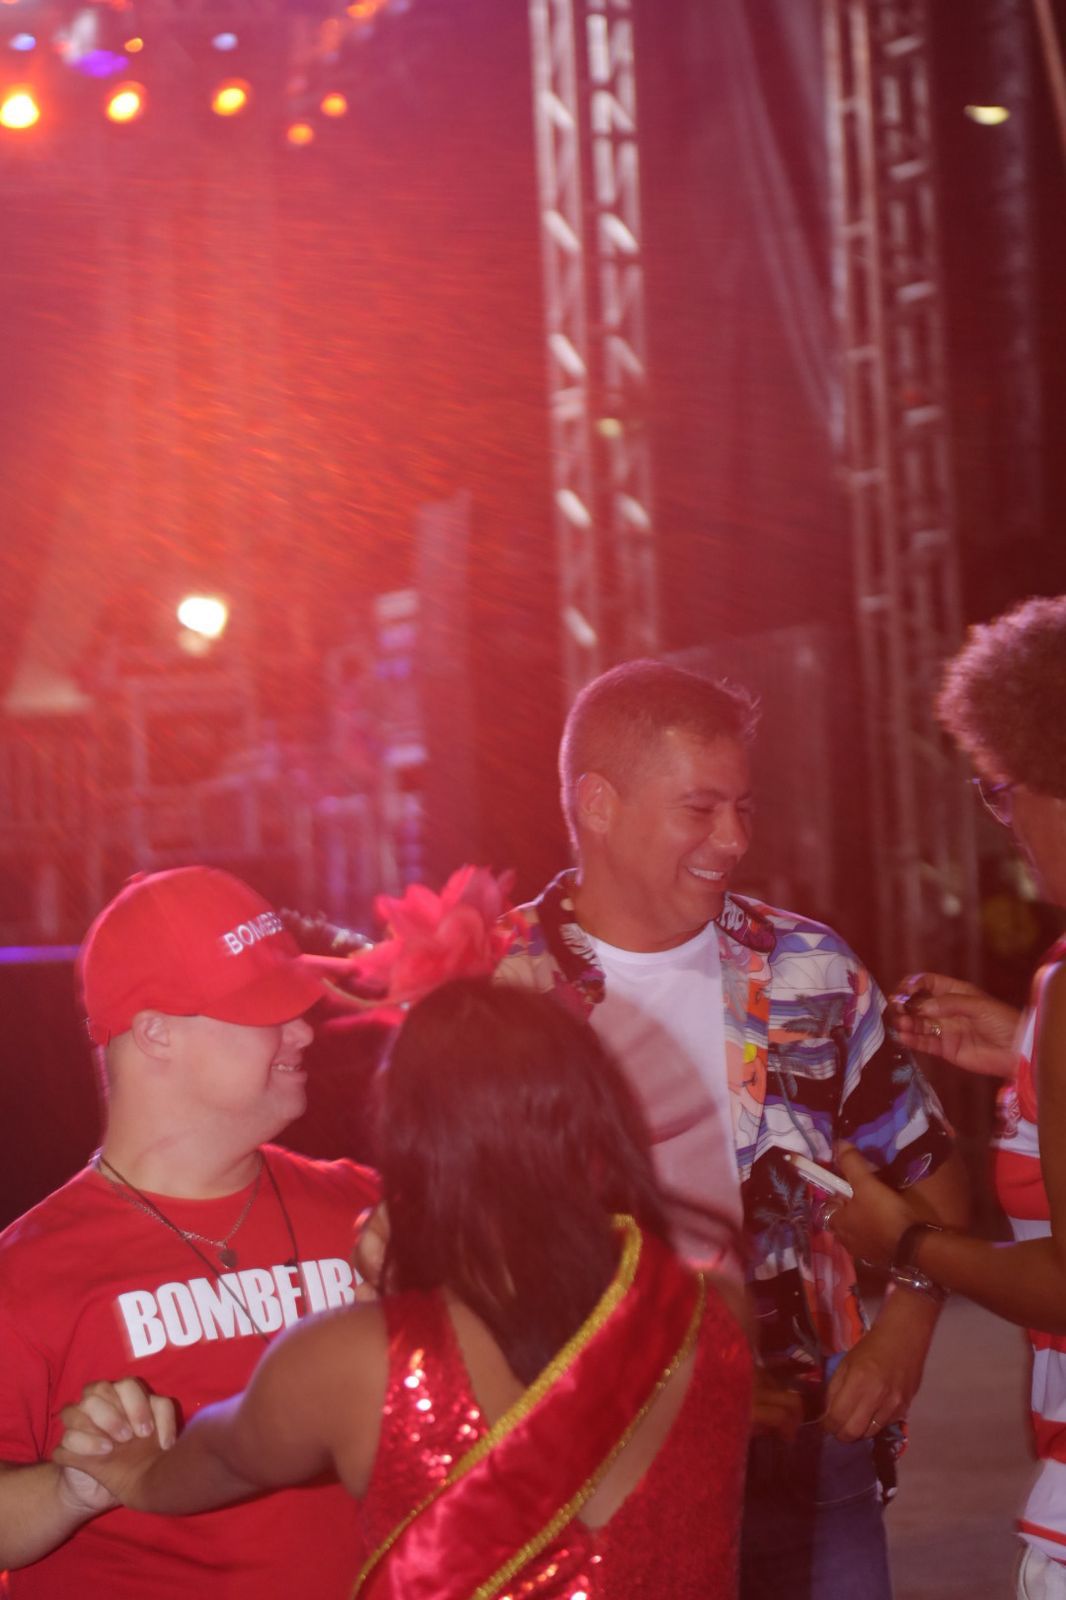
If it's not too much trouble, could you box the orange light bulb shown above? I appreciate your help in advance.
[106,82,145,123]
[212,79,250,117]
[1,88,40,129]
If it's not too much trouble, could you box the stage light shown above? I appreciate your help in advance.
[964,104,1010,125]
[10,33,35,50]
[211,78,250,116]
[285,120,314,146]
[212,32,238,51]
[105,80,144,122]
[0,87,39,128]
[177,596,229,640]
[320,91,347,117]
[124,35,143,52]
[58,8,130,77]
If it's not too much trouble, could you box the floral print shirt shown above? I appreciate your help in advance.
[496,871,953,1386]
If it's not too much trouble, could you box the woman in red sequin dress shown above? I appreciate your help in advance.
[57,979,753,1598]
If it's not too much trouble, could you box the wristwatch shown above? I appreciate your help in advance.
[889,1222,949,1302]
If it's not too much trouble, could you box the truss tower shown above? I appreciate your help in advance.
[824,0,977,976]
[528,0,659,701]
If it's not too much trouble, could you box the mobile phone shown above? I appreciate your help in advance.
[783,1152,854,1200]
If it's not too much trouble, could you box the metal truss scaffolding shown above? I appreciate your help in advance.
[824,0,978,978]
[529,0,658,702]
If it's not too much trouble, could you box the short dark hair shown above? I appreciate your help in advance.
[559,658,759,846]
[937,596,1066,796]
[375,978,671,1384]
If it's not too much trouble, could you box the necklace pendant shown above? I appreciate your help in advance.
[218,1247,238,1270]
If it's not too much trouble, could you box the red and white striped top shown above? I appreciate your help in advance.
[994,1010,1066,1562]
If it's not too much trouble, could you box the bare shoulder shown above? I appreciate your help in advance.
[1034,956,1066,1004]
[290,1299,387,1365]
[1032,962,1066,1233]
[253,1301,388,1408]
[1034,959,1066,1069]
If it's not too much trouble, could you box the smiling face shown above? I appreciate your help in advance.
[575,728,754,951]
[170,1012,314,1142]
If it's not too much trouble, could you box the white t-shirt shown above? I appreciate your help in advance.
[587,924,743,1274]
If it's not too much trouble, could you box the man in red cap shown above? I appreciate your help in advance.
[0,866,378,1597]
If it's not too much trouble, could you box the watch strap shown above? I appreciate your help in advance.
[893,1220,945,1272]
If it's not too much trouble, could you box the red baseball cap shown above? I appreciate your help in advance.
[79,867,326,1045]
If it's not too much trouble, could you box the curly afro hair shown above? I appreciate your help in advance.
[937,595,1066,796]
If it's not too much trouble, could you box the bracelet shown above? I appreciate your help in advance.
[889,1221,949,1303]
[888,1262,949,1303]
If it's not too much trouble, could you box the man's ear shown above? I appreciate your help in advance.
[129,1010,174,1060]
[574,771,617,837]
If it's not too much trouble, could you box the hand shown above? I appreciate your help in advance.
[55,1463,123,1518]
[828,1143,918,1267]
[53,1380,176,1509]
[750,1368,804,1441]
[823,1319,926,1443]
[353,1203,389,1297]
[888,972,1021,1078]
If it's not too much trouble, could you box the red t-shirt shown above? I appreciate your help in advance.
[0,1146,378,1599]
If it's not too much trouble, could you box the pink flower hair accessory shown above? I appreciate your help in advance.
[312,865,515,1013]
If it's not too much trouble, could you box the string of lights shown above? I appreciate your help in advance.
[0,0,406,144]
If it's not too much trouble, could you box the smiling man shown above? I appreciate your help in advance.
[0,866,377,1598]
[496,658,967,1600]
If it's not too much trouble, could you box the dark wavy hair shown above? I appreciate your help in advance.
[374,978,672,1383]
[937,596,1066,795]
[559,658,759,849]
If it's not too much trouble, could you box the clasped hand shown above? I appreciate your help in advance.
[53,1379,177,1509]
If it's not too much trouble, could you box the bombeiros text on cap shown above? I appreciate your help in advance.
[220,910,285,956]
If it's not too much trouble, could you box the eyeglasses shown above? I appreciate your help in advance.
[971,775,1016,826]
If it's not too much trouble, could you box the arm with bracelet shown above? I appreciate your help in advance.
[802,962,968,1445]
[832,956,1066,1333]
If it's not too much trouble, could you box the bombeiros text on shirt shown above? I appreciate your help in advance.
[117,1254,357,1358]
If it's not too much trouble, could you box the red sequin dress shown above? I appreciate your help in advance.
[361,1285,751,1598]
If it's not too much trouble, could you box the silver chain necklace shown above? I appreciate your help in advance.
[94,1152,263,1270]
[92,1150,301,1344]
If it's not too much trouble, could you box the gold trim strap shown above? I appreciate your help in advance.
[472,1272,706,1600]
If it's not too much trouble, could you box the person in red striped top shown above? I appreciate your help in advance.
[826,595,1066,1600]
